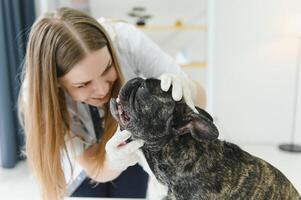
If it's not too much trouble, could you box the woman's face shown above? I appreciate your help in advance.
[59,46,118,107]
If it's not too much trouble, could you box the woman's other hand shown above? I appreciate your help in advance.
[105,128,144,172]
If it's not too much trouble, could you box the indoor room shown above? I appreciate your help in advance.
[0,0,300,199]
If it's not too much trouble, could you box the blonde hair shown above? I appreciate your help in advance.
[18,7,124,200]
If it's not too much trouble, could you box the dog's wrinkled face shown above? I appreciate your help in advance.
[110,78,175,140]
[110,77,219,146]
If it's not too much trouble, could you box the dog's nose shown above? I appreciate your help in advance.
[145,78,161,91]
[119,78,144,101]
[128,77,144,86]
[125,78,144,92]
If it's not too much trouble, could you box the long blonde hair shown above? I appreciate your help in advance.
[18,7,124,200]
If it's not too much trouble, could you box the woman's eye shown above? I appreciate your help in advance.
[104,63,113,73]
[77,83,88,88]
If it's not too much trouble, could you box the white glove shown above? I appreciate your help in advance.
[105,128,144,172]
[159,73,199,113]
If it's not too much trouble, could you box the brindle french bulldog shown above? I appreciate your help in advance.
[109,77,300,200]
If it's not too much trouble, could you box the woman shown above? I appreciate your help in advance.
[18,7,206,200]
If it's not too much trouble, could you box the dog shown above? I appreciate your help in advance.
[109,77,300,200]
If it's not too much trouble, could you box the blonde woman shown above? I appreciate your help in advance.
[18,7,206,200]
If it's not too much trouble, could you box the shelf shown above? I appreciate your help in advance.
[180,61,207,68]
[137,24,207,31]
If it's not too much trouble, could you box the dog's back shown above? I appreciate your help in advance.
[143,134,300,200]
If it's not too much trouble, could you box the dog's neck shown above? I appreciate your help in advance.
[142,116,178,152]
[143,132,175,152]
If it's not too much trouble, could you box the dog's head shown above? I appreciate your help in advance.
[110,77,219,147]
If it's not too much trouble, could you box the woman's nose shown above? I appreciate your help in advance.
[93,78,109,97]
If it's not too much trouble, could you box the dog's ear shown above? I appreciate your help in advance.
[196,107,214,122]
[175,107,219,141]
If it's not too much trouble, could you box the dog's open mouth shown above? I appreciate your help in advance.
[110,78,143,130]
[110,97,131,128]
[117,97,131,125]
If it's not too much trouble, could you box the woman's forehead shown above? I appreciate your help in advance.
[59,46,111,85]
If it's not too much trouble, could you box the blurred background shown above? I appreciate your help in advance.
[0,0,300,199]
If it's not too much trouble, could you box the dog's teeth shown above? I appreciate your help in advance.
[116,97,120,103]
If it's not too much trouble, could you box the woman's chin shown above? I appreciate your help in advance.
[88,101,104,107]
[87,93,111,107]
[86,99,106,107]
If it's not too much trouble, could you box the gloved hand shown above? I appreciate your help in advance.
[105,127,144,172]
[159,73,199,113]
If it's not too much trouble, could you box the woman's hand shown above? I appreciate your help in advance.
[105,128,144,172]
[159,74,199,113]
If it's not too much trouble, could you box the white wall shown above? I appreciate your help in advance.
[89,0,207,25]
[213,0,301,145]
[89,0,208,89]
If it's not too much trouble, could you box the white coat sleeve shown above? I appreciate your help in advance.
[117,23,188,78]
